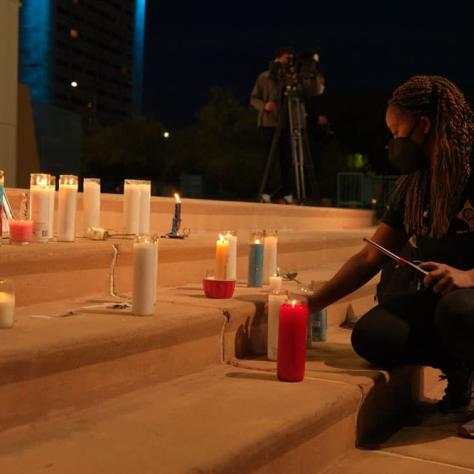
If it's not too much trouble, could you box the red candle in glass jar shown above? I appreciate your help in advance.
[8,219,33,244]
[277,300,308,382]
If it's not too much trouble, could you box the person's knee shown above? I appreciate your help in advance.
[434,289,474,335]
[351,307,403,368]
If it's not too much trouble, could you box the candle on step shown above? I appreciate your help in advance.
[171,193,181,234]
[83,178,101,234]
[263,230,278,284]
[29,173,50,243]
[247,232,264,287]
[223,230,237,280]
[0,280,15,329]
[269,275,282,291]
[277,300,308,382]
[123,179,151,234]
[57,175,78,242]
[9,220,33,244]
[132,235,159,316]
[0,170,4,241]
[267,289,288,361]
[138,180,151,234]
[215,234,230,280]
[48,175,56,239]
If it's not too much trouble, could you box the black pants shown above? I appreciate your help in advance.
[351,289,474,372]
[260,127,293,198]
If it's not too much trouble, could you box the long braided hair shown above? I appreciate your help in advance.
[388,75,474,238]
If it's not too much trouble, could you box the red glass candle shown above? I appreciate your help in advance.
[9,219,33,245]
[277,300,308,382]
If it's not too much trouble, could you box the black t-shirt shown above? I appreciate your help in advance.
[382,170,474,270]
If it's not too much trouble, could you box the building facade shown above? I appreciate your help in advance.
[19,0,146,126]
[0,0,19,186]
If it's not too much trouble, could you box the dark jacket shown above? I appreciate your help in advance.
[250,71,281,128]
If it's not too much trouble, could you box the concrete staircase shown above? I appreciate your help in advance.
[0,192,459,473]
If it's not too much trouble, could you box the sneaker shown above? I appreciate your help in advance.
[261,193,272,203]
[437,367,473,414]
[283,194,294,204]
[458,412,474,439]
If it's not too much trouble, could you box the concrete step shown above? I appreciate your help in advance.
[6,188,376,234]
[0,268,377,432]
[322,449,474,474]
[0,325,431,474]
[0,364,362,474]
[1,228,376,307]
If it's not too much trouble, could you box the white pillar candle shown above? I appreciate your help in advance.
[48,176,56,239]
[123,179,141,234]
[138,181,151,234]
[0,279,15,329]
[269,275,282,291]
[29,173,50,243]
[223,230,237,280]
[263,231,278,284]
[83,178,101,234]
[267,290,288,361]
[57,175,78,242]
[132,235,159,316]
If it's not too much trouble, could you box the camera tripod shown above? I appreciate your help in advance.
[258,89,319,204]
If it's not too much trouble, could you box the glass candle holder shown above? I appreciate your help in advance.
[83,178,101,235]
[123,179,151,235]
[0,279,15,329]
[30,173,51,243]
[263,229,278,284]
[0,170,4,244]
[215,233,230,280]
[48,175,56,239]
[248,231,264,287]
[132,234,159,316]
[58,175,78,242]
[222,230,237,280]
[277,299,309,382]
[267,289,288,361]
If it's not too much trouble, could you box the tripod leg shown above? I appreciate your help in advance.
[258,126,281,201]
[288,96,303,201]
[302,130,320,202]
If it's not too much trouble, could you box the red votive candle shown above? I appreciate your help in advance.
[8,219,33,245]
[277,300,309,382]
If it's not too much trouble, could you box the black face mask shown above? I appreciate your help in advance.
[387,121,427,174]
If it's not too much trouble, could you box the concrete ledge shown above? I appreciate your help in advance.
[6,188,376,234]
[1,229,375,306]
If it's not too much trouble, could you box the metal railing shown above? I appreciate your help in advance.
[336,172,398,209]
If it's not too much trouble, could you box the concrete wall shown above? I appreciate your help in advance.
[0,0,19,186]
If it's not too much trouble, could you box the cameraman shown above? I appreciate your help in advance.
[250,47,296,204]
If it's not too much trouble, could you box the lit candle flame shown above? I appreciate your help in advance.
[255,239,261,244]
[38,177,48,187]
[291,299,297,308]
[174,193,181,203]
[218,234,225,242]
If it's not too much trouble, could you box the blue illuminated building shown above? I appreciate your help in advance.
[19,0,147,124]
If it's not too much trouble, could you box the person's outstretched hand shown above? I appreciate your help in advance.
[420,261,474,295]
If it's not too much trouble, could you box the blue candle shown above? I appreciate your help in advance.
[248,236,264,287]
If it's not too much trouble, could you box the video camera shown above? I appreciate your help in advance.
[269,48,324,97]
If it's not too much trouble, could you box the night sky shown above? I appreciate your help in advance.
[143,2,474,128]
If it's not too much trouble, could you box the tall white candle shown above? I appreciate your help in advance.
[138,181,151,234]
[223,230,237,280]
[48,175,56,239]
[132,235,159,316]
[123,179,141,234]
[0,292,15,329]
[263,231,278,283]
[83,178,101,234]
[57,175,78,242]
[267,290,288,360]
[29,173,50,243]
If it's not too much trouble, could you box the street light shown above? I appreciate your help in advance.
[163,131,170,139]
[70,81,78,88]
